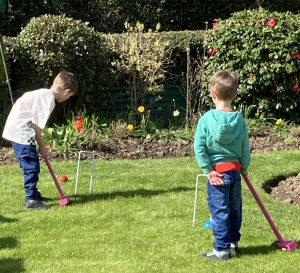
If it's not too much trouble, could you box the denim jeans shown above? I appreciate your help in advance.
[12,142,41,201]
[207,170,242,251]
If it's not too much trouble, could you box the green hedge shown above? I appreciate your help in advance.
[1,0,300,36]
[2,15,204,121]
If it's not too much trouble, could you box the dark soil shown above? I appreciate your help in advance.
[270,173,300,207]
[0,134,299,206]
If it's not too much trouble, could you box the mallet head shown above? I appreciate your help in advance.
[58,198,71,206]
[278,240,298,252]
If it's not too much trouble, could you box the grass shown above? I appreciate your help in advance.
[0,150,300,273]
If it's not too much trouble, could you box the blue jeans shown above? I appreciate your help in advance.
[12,142,41,201]
[207,171,242,251]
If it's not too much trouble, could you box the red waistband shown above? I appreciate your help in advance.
[212,162,242,173]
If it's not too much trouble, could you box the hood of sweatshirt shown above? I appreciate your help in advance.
[206,110,244,145]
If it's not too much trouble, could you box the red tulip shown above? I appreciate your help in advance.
[59,175,68,183]
[75,115,83,121]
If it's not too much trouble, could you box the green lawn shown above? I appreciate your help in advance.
[0,151,299,273]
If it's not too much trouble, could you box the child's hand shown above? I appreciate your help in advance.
[207,171,224,185]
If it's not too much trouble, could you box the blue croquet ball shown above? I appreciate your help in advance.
[203,220,213,229]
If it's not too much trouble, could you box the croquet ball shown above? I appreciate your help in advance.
[59,175,68,183]
[203,220,213,229]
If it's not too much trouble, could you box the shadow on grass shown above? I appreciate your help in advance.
[71,186,193,204]
[0,236,24,272]
[0,215,18,223]
[262,172,299,193]
[0,258,25,273]
[240,244,278,256]
[0,237,18,249]
[241,240,300,255]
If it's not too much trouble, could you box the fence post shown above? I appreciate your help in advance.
[186,47,191,129]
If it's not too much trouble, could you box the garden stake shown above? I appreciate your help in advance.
[242,174,297,252]
[0,35,14,105]
[75,150,96,195]
[44,155,70,206]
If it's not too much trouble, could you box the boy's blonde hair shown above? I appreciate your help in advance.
[210,70,238,100]
[52,71,78,94]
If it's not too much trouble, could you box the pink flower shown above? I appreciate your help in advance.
[75,115,82,121]
[267,18,276,27]
[206,48,220,56]
[291,85,300,91]
[207,49,214,56]
[291,51,300,60]
[213,21,219,28]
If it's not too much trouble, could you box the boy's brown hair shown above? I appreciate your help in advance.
[52,71,79,94]
[210,70,238,100]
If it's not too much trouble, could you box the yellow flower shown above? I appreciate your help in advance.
[138,106,145,113]
[275,119,284,126]
[127,124,134,131]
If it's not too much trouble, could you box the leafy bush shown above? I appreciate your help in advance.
[13,14,110,98]
[108,21,173,111]
[202,7,300,122]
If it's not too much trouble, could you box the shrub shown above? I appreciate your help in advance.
[202,7,300,122]
[13,14,110,100]
[108,21,173,112]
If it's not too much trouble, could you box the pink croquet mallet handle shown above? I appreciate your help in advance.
[43,155,68,200]
[243,174,297,252]
[242,174,284,243]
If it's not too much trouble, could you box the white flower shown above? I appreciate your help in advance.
[173,110,180,117]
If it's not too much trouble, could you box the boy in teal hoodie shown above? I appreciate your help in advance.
[194,70,250,260]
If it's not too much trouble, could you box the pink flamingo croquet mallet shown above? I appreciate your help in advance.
[44,155,71,206]
[242,174,297,252]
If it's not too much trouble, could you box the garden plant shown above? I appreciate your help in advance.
[202,7,300,122]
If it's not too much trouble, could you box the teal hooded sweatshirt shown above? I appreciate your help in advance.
[194,109,250,174]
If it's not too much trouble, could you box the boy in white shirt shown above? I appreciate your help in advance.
[2,71,78,210]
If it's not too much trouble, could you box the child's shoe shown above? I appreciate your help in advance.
[37,192,52,202]
[201,248,231,260]
[230,242,239,256]
[24,200,50,210]
[37,195,52,202]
